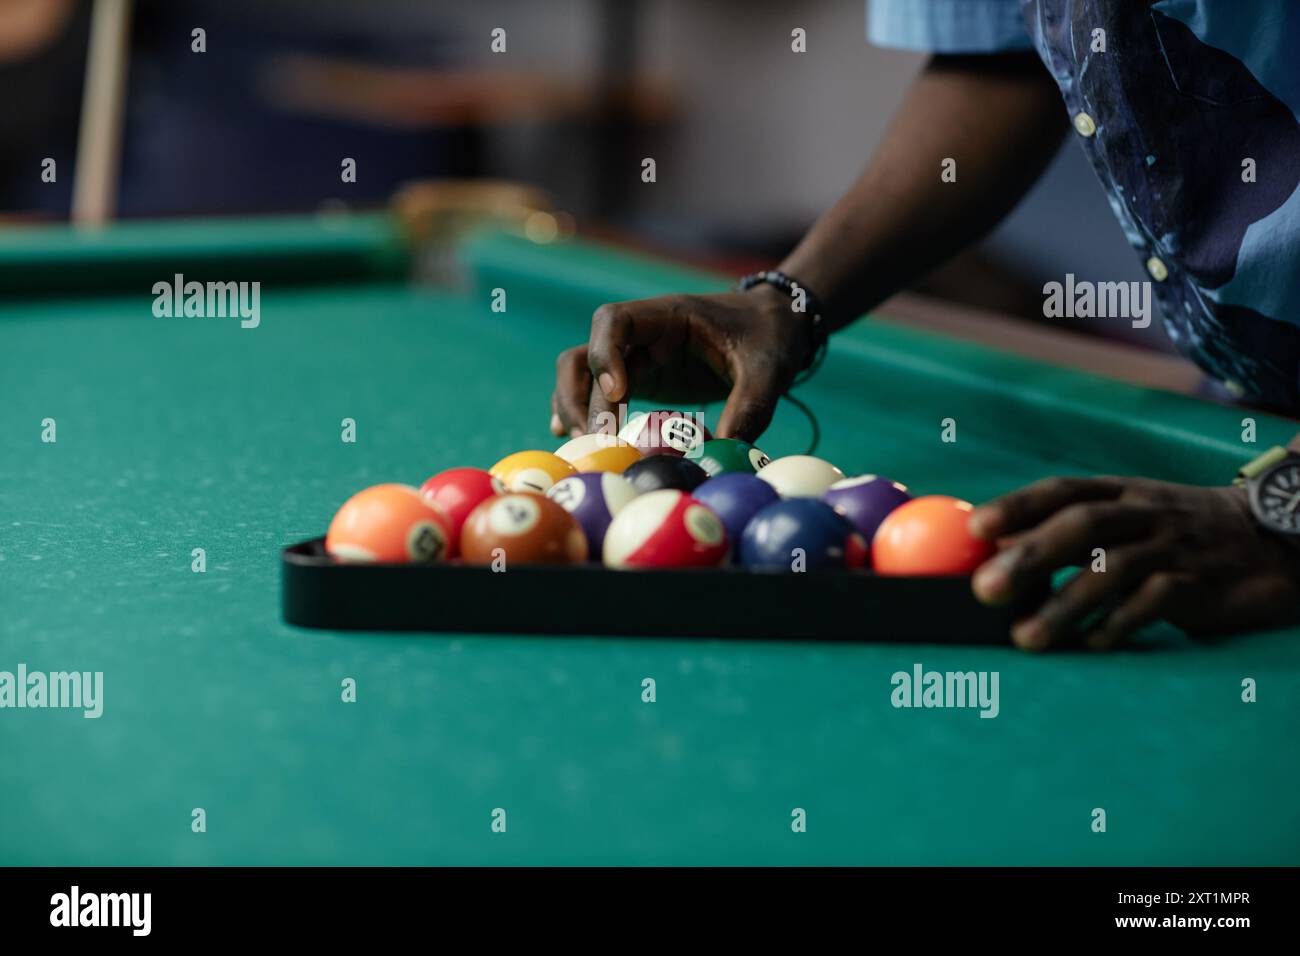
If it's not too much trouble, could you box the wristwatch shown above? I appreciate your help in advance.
[1236,440,1300,542]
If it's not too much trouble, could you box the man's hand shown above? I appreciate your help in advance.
[551,284,809,442]
[969,477,1300,651]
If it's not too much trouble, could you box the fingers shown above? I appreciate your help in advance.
[553,346,592,437]
[1007,542,1167,651]
[970,476,1125,540]
[972,500,1159,605]
[716,358,783,443]
[1081,572,1187,651]
[585,301,651,434]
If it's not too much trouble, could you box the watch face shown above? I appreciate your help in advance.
[1255,462,1300,533]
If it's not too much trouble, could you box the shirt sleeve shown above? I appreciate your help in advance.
[868,0,1034,53]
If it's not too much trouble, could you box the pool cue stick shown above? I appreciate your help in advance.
[71,0,134,227]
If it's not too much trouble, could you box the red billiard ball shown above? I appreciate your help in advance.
[419,467,503,555]
[872,495,995,575]
[618,409,711,457]
[460,493,588,566]
[603,489,729,568]
[326,483,452,563]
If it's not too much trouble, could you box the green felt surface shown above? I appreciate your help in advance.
[1,218,1297,865]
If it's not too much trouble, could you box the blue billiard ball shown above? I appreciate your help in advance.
[823,475,912,542]
[692,473,780,553]
[739,498,868,571]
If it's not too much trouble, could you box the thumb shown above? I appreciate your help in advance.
[716,362,782,443]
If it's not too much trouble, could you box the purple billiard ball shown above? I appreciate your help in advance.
[823,475,912,542]
[546,472,640,558]
[692,473,780,554]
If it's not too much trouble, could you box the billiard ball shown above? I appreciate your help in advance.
[687,437,771,477]
[871,495,995,576]
[556,434,643,474]
[618,409,712,457]
[739,498,868,571]
[460,493,588,566]
[546,471,641,556]
[419,467,504,555]
[623,454,709,494]
[489,450,577,494]
[554,432,616,462]
[756,455,846,498]
[603,489,729,568]
[691,473,779,553]
[325,483,452,563]
[823,475,912,542]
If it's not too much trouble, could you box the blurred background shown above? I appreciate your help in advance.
[0,0,1157,350]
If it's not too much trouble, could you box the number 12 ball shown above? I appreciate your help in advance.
[546,472,641,557]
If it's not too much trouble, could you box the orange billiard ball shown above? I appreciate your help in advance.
[325,483,452,563]
[871,495,995,575]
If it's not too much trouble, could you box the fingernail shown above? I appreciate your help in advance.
[598,373,616,399]
[971,548,1017,603]
[968,507,999,539]
[1011,618,1049,651]
[550,414,563,435]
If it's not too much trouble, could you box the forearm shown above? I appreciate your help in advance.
[778,53,1068,330]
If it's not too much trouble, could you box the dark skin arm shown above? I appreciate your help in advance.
[969,469,1300,651]
[551,52,1069,440]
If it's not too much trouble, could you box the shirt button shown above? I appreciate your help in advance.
[1073,112,1097,137]
[1146,256,1169,281]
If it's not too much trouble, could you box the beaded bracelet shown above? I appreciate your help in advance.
[736,269,829,384]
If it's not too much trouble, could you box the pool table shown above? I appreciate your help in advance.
[1,212,1297,866]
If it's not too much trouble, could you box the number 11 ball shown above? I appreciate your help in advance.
[603,490,729,568]
[871,495,995,575]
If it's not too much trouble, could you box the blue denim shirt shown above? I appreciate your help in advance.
[870,0,1300,410]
